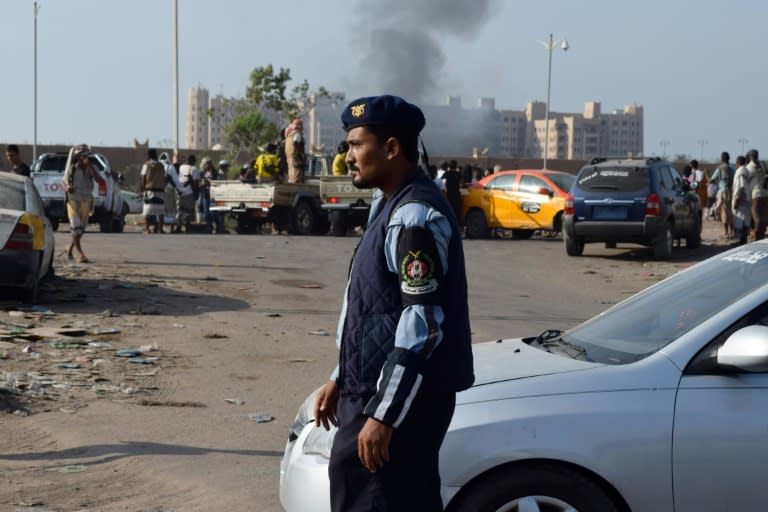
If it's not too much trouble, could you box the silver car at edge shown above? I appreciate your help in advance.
[280,241,768,512]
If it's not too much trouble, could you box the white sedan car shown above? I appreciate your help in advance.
[0,172,55,303]
[281,242,768,512]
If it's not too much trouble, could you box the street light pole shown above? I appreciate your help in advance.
[538,34,569,169]
[33,2,40,161]
[697,138,708,162]
[660,139,670,158]
[738,138,749,155]
[172,0,179,156]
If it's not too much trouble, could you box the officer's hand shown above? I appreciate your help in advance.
[314,380,339,431]
[357,418,393,473]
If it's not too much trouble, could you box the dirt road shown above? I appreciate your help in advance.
[0,218,732,511]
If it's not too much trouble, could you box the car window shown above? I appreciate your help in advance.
[0,179,27,211]
[547,173,575,193]
[576,166,649,193]
[563,247,768,364]
[36,154,106,173]
[658,167,672,190]
[519,175,549,194]
[488,175,516,191]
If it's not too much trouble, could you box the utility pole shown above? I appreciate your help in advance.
[172,0,179,156]
[33,2,41,161]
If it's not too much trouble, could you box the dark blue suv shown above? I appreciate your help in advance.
[563,157,702,259]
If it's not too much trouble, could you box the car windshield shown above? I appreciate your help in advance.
[576,166,648,193]
[547,173,575,193]
[559,246,768,364]
[0,180,27,211]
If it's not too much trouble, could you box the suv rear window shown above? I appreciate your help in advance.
[576,166,649,193]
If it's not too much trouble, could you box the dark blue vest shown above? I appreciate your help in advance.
[339,170,474,397]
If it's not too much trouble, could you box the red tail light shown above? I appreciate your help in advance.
[96,176,107,196]
[215,201,225,207]
[258,201,271,208]
[645,192,660,216]
[6,223,33,250]
[328,197,339,204]
[564,193,575,215]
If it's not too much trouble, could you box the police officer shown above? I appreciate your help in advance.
[314,95,474,512]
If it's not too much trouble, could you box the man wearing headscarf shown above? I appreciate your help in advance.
[284,118,306,183]
[61,144,102,262]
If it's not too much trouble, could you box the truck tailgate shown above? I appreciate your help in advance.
[32,172,67,201]
[320,176,373,205]
[210,181,275,207]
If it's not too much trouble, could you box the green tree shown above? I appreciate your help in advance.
[224,108,278,163]
[246,64,340,120]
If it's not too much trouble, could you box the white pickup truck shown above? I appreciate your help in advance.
[319,175,374,236]
[30,152,127,232]
[210,154,331,235]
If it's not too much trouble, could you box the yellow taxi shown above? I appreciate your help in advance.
[461,169,575,239]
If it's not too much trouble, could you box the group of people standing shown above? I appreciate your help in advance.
[687,149,768,245]
[140,149,228,234]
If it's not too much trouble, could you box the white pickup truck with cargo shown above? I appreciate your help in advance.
[319,175,374,236]
[30,152,127,232]
[210,154,331,235]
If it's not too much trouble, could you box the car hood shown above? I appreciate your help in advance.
[470,338,601,387]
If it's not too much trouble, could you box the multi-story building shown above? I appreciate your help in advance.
[185,86,209,150]
[501,101,644,160]
[306,92,346,152]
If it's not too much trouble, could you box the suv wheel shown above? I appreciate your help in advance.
[653,223,673,260]
[686,216,702,248]
[564,231,584,256]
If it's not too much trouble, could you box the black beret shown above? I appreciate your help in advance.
[341,95,425,133]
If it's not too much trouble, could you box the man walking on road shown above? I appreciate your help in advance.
[314,95,475,512]
[140,149,168,234]
[747,149,768,240]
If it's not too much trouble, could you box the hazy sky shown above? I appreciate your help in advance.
[2,0,766,161]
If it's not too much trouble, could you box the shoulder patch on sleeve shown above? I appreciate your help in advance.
[397,226,443,306]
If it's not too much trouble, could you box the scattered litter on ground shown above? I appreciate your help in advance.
[204,333,228,339]
[225,398,245,405]
[56,465,86,473]
[248,413,274,423]
[264,312,281,318]
[288,358,314,363]
[172,323,186,328]
[136,399,206,408]
[308,330,331,337]
[128,358,153,365]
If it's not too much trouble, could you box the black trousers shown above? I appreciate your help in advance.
[329,391,455,512]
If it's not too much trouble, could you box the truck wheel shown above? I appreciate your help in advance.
[112,216,125,233]
[99,215,113,233]
[292,201,315,236]
[330,211,347,237]
[653,222,673,260]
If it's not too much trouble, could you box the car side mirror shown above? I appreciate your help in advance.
[717,325,768,372]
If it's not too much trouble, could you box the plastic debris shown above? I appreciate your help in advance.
[308,330,331,336]
[204,333,228,339]
[128,358,153,365]
[225,398,245,406]
[114,349,143,358]
[57,362,81,369]
[95,327,120,335]
[138,343,158,352]
[264,312,281,318]
[57,465,86,473]
[248,413,274,423]
[87,341,113,349]
[172,323,186,328]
